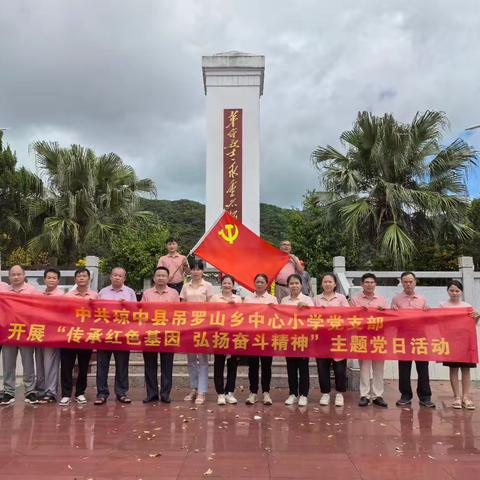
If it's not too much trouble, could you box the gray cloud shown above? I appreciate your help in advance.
[1,0,479,207]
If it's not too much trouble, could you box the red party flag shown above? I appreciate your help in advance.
[192,211,290,291]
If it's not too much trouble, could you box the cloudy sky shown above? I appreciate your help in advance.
[1,0,480,208]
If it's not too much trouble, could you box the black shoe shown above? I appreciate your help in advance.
[25,392,38,404]
[373,397,388,408]
[395,397,412,407]
[358,396,370,407]
[419,399,436,408]
[160,396,171,404]
[0,393,15,405]
[142,396,159,404]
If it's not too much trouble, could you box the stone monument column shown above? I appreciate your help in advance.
[202,51,265,234]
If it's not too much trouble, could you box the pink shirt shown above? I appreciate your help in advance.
[43,287,65,296]
[391,291,427,309]
[275,260,296,285]
[439,300,471,308]
[180,280,213,302]
[244,292,278,304]
[5,283,41,295]
[0,281,9,292]
[99,285,137,302]
[65,288,98,300]
[142,286,180,303]
[351,292,388,309]
[281,293,314,306]
[157,253,187,284]
[210,293,243,304]
[313,293,349,307]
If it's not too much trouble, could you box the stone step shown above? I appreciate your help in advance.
[85,352,359,389]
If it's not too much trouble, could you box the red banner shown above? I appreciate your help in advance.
[194,211,290,291]
[223,108,242,220]
[0,293,477,362]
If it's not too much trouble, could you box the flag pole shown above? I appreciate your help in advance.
[188,210,226,256]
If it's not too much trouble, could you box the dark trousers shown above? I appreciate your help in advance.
[398,360,432,401]
[96,350,130,399]
[60,348,92,397]
[168,282,184,294]
[286,357,309,396]
[248,356,272,393]
[143,351,174,400]
[317,358,347,393]
[214,354,239,394]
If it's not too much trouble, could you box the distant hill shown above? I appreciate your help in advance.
[139,198,294,252]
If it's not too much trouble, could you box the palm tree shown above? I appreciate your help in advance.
[311,111,478,266]
[28,141,156,263]
[0,131,44,255]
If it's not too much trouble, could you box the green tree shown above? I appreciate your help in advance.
[28,142,156,263]
[0,131,44,256]
[311,111,477,266]
[287,192,370,275]
[101,220,169,290]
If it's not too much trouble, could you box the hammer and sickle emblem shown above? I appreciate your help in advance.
[218,224,239,245]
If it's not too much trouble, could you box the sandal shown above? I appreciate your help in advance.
[117,396,132,404]
[195,393,206,405]
[452,397,462,409]
[462,399,476,410]
[94,397,107,405]
[184,389,197,401]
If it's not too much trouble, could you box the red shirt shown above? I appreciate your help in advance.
[65,288,98,300]
[142,286,180,303]
[4,283,41,295]
[157,253,187,284]
[351,292,388,309]
[43,287,65,296]
[313,293,349,307]
[391,291,427,309]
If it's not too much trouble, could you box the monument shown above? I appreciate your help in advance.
[202,51,265,234]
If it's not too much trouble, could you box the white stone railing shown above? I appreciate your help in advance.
[333,255,480,381]
[0,255,99,292]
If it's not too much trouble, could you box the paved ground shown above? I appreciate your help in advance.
[0,381,479,479]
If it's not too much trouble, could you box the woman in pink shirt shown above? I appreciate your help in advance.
[440,280,479,410]
[244,273,278,405]
[180,261,213,405]
[314,274,350,408]
[211,275,242,405]
[281,274,314,407]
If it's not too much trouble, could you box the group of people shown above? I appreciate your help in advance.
[0,238,478,410]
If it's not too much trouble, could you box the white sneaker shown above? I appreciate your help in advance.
[284,394,298,405]
[59,396,71,406]
[184,389,197,401]
[225,393,238,404]
[335,393,344,407]
[194,393,205,405]
[75,394,87,404]
[319,394,330,406]
[298,395,308,407]
[245,393,258,405]
[217,394,226,405]
[263,392,273,405]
